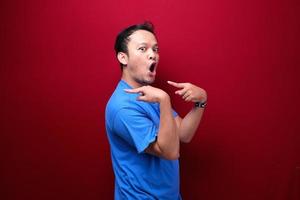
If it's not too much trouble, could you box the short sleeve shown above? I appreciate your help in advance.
[113,108,158,153]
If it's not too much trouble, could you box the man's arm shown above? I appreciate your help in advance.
[125,86,179,160]
[168,81,207,143]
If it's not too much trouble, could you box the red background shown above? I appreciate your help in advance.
[1,0,299,199]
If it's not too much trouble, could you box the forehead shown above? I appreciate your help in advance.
[128,30,158,46]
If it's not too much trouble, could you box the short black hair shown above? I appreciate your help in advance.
[114,22,155,68]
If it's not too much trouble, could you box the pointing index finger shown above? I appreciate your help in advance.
[167,81,184,88]
[124,88,141,93]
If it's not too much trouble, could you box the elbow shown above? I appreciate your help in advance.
[164,150,180,160]
[181,136,193,143]
[160,144,180,160]
[165,152,180,160]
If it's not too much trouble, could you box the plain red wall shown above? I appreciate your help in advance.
[1,0,299,199]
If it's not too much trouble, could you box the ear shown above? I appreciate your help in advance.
[117,52,128,66]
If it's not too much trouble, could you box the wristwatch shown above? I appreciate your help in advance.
[195,101,207,108]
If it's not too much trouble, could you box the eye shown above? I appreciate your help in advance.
[138,47,146,52]
[153,47,159,52]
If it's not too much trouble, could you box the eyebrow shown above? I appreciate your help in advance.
[137,42,158,47]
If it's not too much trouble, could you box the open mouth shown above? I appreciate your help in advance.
[149,62,156,72]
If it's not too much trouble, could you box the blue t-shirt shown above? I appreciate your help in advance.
[105,80,181,200]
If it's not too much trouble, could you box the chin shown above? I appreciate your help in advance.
[147,78,155,84]
[140,80,154,86]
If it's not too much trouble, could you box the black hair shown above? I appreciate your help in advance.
[114,22,155,68]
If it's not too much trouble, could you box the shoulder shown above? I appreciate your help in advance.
[105,85,147,124]
[106,88,143,114]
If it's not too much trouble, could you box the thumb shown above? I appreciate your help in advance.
[136,95,147,101]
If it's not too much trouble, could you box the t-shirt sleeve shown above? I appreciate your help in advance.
[113,108,158,153]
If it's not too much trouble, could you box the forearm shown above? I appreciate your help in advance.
[156,96,180,159]
[125,85,180,159]
[178,107,205,143]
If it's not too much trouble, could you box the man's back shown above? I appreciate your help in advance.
[105,80,181,200]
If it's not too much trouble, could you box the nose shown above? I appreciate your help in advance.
[148,49,157,61]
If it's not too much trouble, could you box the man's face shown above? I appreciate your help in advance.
[124,30,159,87]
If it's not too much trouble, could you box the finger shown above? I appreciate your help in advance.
[185,95,193,102]
[167,81,184,89]
[182,90,191,99]
[124,88,142,94]
[175,88,189,96]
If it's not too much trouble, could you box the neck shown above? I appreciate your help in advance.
[121,72,143,89]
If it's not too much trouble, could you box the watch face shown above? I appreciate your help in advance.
[195,102,207,108]
[201,102,207,108]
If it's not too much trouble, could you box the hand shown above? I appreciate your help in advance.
[167,81,207,103]
[124,86,169,103]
